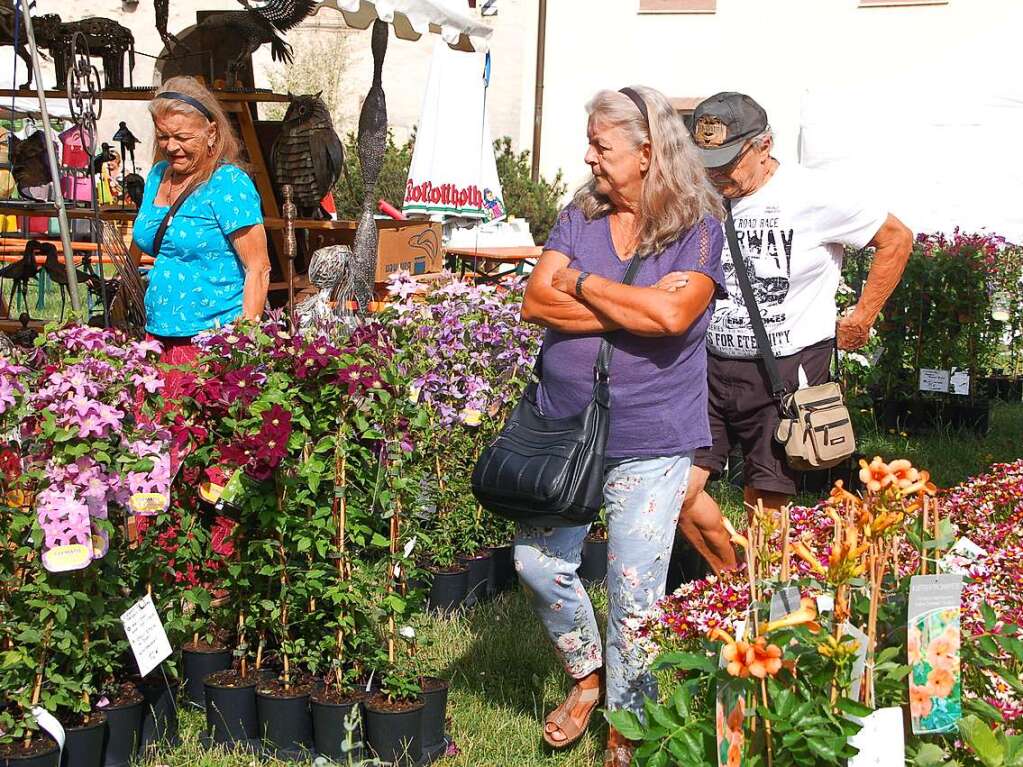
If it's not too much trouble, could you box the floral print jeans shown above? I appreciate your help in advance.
[514,453,693,715]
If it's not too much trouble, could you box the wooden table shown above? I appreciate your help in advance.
[445,246,543,283]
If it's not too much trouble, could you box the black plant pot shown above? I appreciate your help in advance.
[62,714,106,767]
[138,677,180,751]
[256,688,314,760]
[419,678,449,763]
[365,698,424,767]
[427,566,468,613]
[101,698,143,767]
[204,673,260,751]
[311,694,364,762]
[489,544,516,593]
[579,537,607,584]
[1,740,59,767]
[181,646,231,710]
[457,551,493,608]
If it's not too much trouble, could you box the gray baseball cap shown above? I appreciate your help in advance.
[690,92,769,168]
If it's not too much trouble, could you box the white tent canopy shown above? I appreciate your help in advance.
[314,0,493,52]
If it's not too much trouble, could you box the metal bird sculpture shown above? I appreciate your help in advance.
[271,94,344,219]
[0,240,41,315]
[40,242,91,320]
[337,19,389,312]
[191,0,317,87]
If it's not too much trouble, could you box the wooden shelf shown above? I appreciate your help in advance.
[0,88,291,103]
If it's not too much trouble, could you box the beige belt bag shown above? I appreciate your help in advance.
[774,382,856,471]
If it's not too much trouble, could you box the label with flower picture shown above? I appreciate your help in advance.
[716,647,747,767]
[907,574,963,734]
[41,543,92,572]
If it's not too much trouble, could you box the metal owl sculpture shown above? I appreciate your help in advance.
[271,94,344,219]
[336,19,389,312]
[190,0,317,87]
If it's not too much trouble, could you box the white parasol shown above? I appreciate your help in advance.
[401,37,504,222]
[313,0,493,52]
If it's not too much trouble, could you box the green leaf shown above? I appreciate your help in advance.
[652,651,716,674]
[980,602,998,631]
[605,709,644,742]
[959,715,1004,767]
[835,697,873,718]
[965,696,1005,724]
[914,743,948,767]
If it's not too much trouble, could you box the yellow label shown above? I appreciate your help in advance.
[42,544,92,572]
[198,482,224,504]
[130,492,168,515]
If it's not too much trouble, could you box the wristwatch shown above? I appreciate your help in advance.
[575,271,591,298]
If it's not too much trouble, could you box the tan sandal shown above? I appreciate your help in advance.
[542,683,603,749]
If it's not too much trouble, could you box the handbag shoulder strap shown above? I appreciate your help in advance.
[723,198,786,400]
[593,253,643,382]
[149,167,204,258]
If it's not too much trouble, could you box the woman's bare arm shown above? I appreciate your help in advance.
[230,224,271,321]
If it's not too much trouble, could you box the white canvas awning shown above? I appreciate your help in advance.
[314,0,493,52]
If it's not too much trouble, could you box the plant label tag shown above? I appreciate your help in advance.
[938,537,988,575]
[842,622,870,704]
[908,575,963,734]
[949,369,970,396]
[769,586,802,622]
[918,368,950,393]
[31,707,65,754]
[120,594,172,678]
[846,707,904,766]
[716,648,747,767]
[41,544,92,573]
[816,593,835,613]
[129,492,169,516]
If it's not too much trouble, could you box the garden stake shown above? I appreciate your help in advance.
[24,620,52,747]
[780,504,791,583]
[238,610,248,678]
[920,496,930,575]
[761,677,774,767]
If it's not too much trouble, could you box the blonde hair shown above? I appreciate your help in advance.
[149,76,244,183]
[573,86,723,256]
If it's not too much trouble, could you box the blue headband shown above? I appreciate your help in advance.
[155,91,213,122]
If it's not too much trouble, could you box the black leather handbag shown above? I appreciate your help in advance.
[471,256,642,528]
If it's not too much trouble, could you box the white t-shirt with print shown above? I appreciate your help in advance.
[707,163,887,359]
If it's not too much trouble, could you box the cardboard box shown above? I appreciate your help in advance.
[374,220,443,282]
[304,220,444,284]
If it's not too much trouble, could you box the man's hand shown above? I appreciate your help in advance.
[653,272,690,293]
[837,313,871,350]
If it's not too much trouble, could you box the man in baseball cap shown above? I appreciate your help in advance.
[675,91,914,574]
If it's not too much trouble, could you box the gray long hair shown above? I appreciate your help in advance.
[573,86,723,256]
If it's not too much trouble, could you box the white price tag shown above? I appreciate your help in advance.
[120,594,172,677]
[918,368,950,393]
[949,369,971,396]
[847,707,905,766]
[31,707,65,754]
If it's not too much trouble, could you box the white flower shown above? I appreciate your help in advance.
[399,626,416,640]
[408,384,422,404]
[459,408,482,427]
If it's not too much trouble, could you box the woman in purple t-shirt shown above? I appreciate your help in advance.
[516,86,725,766]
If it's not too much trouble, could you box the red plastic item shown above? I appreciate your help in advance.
[377,199,407,220]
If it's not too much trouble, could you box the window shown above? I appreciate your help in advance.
[859,0,947,6]
[639,0,716,13]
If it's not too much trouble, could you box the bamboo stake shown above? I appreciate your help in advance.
[780,505,791,583]
[761,678,774,767]
[238,611,248,679]
[24,621,52,747]
[920,497,929,575]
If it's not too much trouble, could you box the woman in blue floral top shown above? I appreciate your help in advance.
[133,76,270,354]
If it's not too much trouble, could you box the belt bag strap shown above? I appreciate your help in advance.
[723,198,786,400]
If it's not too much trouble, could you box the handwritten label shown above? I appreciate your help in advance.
[949,369,970,396]
[918,368,950,393]
[939,537,988,575]
[847,707,904,766]
[120,594,172,677]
